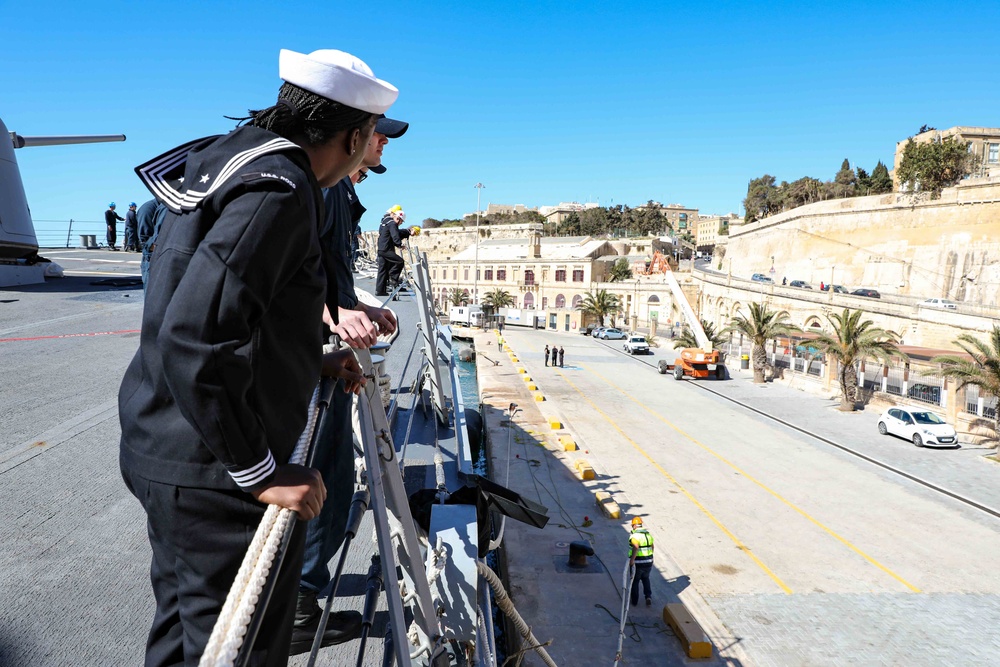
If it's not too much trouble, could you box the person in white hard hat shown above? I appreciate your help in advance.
[119,48,396,666]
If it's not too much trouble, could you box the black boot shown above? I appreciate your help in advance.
[288,589,362,655]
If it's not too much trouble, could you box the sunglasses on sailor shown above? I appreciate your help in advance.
[356,169,369,183]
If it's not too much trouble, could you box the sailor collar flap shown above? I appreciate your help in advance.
[135,130,302,214]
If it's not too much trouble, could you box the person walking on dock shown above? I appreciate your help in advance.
[104,202,124,250]
[628,516,654,607]
[558,346,565,368]
[544,344,550,366]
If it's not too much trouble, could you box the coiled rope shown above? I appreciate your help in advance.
[199,385,322,667]
[475,561,559,667]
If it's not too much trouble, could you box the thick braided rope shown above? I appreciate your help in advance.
[199,385,321,666]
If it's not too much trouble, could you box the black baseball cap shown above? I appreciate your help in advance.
[375,115,408,138]
[370,164,387,174]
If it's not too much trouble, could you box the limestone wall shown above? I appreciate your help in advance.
[727,179,1000,306]
[409,223,542,262]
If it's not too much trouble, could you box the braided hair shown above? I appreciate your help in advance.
[240,82,375,146]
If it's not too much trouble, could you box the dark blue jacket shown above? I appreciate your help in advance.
[119,126,329,492]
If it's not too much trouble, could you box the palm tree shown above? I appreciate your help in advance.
[932,325,1000,445]
[811,308,905,412]
[608,258,633,282]
[577,289,621,327]
[673,319,727,350]
[448,288,466,307]
[727,302,800,384]
[482,288,515,310]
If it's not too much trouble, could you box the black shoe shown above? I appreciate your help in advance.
[374,292,387,296]
[646,597,652,607]
[288,590,362,655]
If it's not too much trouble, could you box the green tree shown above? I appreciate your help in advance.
[608,258,633,282]
[743,175,780,223]
[448,288,467,307]
[834,159,856,198]
[896,137,975,197]
[577,289,621,327]
[556,212,581,236]
[482,288,515,309]
[673,320,727,350]
[855,167,871,196]
[932,326,1000,447]
[811,309,905,412]
[727,302,800,384]
[870,161,893,194]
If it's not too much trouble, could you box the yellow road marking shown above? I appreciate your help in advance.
[583,363,922,594]
[557,369,793,595]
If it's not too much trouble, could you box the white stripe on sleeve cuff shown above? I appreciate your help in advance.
[230,451,276,489]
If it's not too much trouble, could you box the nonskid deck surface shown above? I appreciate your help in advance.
[0,251,431,666]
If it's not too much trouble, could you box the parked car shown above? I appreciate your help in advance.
[920,298,957,310]
[788,280,813,289]
[623,335,650,354]
[591,327,606,338]
[751,273,774,283]
[877,407,958,447]
[852,288,881,298]
[580,324,596,336]
[600,328,627,340]
[821,284,848,293]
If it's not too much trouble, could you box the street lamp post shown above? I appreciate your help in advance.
[474,183,485,304]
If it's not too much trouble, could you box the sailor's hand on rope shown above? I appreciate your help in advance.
[358,302,397,335]
[251,464,326,520]
[321,349,368,395]
[335,307,379,348]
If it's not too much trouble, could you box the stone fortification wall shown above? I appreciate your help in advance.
[727,179,1000,306]
[410,223,543,262]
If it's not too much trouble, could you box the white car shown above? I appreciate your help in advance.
[877,407,958,447]
[920,298,957,310]
[600,328,627,340]
[623,335,650,354]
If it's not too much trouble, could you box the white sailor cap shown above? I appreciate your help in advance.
[279,49,398,115]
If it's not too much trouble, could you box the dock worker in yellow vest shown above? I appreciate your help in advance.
[628,516,654,607]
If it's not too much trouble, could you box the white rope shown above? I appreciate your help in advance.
[476,561,559,667]
[612,562,634,667]
[199,385,322,667]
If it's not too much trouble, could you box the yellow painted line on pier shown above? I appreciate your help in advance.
[583,363,922,594]
[557,370,793,595]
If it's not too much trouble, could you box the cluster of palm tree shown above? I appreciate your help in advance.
[719,303,905,411]
[576,289,621,327]
[932,326,1000,442]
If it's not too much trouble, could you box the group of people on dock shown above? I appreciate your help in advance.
[544,344,565,367]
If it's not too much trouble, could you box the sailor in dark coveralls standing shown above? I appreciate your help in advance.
[374,205,410,295]
[104,202,124,250]
[117,49,397,667]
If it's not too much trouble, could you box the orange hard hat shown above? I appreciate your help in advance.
[631,517,643,527]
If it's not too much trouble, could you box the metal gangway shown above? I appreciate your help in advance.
[200,250,554,667]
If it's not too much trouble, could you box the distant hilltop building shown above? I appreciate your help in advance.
[537,202,601,225]
[893,125,1000,188]
[634,202,699,232]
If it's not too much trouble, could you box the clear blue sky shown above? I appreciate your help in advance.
[5,0,1000,234]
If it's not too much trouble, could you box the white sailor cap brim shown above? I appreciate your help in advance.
[279,49,398,115]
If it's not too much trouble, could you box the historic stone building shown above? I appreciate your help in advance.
[893,125,1000,189]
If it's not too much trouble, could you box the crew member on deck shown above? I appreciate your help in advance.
[118,48,396,667]
[104,202,124,250]
[375,204,412,295]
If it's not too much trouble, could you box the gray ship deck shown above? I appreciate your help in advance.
[0,248,444,666]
